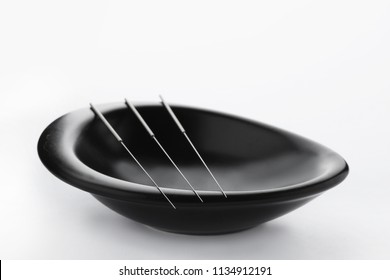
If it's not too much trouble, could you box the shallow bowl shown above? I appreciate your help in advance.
[38,103,349,235]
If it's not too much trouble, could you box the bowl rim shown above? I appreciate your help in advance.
[37,102,349,206]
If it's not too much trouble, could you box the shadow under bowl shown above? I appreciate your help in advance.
[38,103,349,235]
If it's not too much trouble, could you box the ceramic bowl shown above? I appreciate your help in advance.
[38,103,349,235]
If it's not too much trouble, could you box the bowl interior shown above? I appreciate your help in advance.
[75,105,330,192]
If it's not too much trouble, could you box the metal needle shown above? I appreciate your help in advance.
[124,98,204,202]
[159,95,227,198]
[90,103,176,209]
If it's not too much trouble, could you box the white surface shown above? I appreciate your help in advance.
[0,0,389,259]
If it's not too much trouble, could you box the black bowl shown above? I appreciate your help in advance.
[38,103,349,235]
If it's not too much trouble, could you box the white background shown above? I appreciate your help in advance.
[0,0,389,259]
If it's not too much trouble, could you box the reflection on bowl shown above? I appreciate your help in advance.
[38,103,349,235]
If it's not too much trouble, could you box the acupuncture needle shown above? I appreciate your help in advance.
[124,98,204,202]
[89,103,176,209]
[159,95,227,198]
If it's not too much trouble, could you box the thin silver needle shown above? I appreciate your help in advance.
[159,95,227,198]
[124,98,204,202]
[90,103,176,209]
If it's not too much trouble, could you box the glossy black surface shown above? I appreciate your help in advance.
[38,103,349,235]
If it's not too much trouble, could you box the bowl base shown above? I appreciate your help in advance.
[149,224,259,235]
